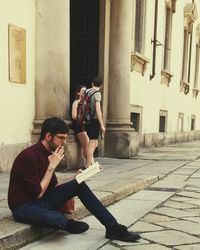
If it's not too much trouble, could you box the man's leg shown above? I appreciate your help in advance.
[42,179,117,228]
[11,180,89,233]
[43,180,140,242]
[12,201,69,230]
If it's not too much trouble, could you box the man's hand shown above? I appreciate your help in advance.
[48,146,65,171]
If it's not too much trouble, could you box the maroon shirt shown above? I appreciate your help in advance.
[8,142,58,210]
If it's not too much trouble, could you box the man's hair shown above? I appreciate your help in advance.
[39,117,69,140]
[93,76,103,87]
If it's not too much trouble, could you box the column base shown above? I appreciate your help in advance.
[104,122,139,158]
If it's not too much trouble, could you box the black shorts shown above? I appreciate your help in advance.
[85,119,100,139]
[72,122,85,135]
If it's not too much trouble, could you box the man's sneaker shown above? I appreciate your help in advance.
[66,219,89,234]
[106,224,141,242]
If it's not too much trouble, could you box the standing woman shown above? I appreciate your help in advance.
[71,85,89,163]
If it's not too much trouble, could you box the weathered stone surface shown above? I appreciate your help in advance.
[123,244,170,250]
[142,213,175,223]
[176,244,200,250]
[142,230,200,246]
[153,206,196,218]
[164,200,195,209]
[177,191,200,199]
[171,196,200,206]
[155,220,200,235]
[130,221,163,233]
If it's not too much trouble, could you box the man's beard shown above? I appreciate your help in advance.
[48,139,57,152]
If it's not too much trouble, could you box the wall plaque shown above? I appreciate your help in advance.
[8,24,26,84]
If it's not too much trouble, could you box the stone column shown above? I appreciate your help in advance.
[32,0,82,170]
[34,0,70,129]
[104,0,139,158]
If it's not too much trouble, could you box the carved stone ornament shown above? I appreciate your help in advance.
[184,3,198,27]
[165,0,177,13]
[131,52,150,76]
[180,80,190,95]
[161,69,173,87]
[193,88,199,99]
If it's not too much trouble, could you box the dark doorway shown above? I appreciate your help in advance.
[70,0,99,104]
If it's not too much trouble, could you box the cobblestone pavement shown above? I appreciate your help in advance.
[19,142,200,250]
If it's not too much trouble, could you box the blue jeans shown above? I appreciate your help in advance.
[12,180,117,231]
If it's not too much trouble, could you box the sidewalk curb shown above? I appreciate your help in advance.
[0,176,159,250]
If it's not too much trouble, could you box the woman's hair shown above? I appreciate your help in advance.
[39,117,69,140]
[74,85,86,100]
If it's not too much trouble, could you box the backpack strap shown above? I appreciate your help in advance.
[86,89,99,98]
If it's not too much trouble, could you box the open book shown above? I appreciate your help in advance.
[75,162,102,184]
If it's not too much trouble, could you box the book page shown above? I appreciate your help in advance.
[75,162,102,184]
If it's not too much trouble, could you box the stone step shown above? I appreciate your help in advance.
[0,176,158,250]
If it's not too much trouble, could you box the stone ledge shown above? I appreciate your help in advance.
[0,176,159,250]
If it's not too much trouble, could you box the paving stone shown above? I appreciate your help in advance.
[0,208,11,220]
[141,230,200,246]
[177,191,200,199]
[186,161,200,166]
[185,208,200,215]
[176,244,200,250]
[185,186,200,192]
[20,229,107,250]
[98,244,119,250]
[190,173,200,178]
[128,190,174,202]
[186,179,200,187]
[123,244,170,250]
[171,196,200,206]
[155,220,200,235]
[182,216,200,223]
[164,175,188,181]
[142,213,175,223]
[164,200,195,209]
[173,168,197,175]
[130,221,164,233]
[111,238,149,247]
[153,206,197,218]
[151,180,185,189]
[0,199,8,208]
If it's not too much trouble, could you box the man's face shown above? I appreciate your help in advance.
[48,133,68,151]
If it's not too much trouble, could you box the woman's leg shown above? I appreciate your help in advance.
[77,131,89,159]
[86,139,98,166]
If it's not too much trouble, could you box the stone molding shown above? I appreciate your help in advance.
[180,80,190,95]
[184,3,198,30]
[193,88,199,99]
[161,69,173,87]
[131,51,150,75]
[165,0,177,13]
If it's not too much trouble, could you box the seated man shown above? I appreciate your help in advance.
[8,117,140,243]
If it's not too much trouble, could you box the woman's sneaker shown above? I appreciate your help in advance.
[66,219,89,234]
[106,223,141,242]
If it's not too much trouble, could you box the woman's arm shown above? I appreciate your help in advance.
[71,100,78,120]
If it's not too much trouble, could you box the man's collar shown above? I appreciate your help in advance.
[37,141,51,156]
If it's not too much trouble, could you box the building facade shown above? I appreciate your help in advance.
[1,0,200,171]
